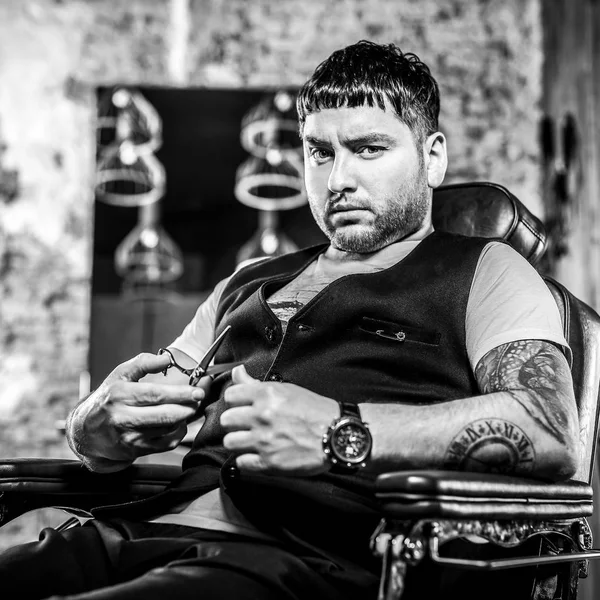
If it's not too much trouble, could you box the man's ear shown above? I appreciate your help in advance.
[423,132,447,189]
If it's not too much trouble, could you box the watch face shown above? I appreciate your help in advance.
[332,422,371,464]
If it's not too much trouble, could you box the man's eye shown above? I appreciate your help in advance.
[309,148,332,162]
[358,146,384,157]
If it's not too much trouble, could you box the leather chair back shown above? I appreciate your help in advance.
[432,181,600,485]
[433,181,546,265]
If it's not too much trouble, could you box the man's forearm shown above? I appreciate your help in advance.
[360,388,579,481]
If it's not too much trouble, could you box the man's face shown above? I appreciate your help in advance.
[302,104,432,253]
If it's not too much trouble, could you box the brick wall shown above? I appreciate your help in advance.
[0,0,543,511]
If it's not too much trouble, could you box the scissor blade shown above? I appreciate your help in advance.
[205,361,243,377]
[196,325,232,374]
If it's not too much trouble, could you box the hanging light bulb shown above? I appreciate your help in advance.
[114,201,184,293]
[236,209,298,266]
[95,141,166,207]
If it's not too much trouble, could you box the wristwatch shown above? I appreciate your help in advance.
[322,402,373,472]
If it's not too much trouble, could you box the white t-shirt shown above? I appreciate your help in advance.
[149,239,569,534]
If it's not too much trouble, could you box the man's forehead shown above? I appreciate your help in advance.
[301,104,409,141]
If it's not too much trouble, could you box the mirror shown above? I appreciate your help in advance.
[89,87,325,388]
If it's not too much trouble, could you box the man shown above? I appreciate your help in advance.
[0,40,578,599]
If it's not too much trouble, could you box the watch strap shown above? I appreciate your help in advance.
[339,401,361,420]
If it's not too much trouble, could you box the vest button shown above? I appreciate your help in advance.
[225,465,239,480]
[264,325,277,343]
[297,323,309,332]
[268,372,283,382]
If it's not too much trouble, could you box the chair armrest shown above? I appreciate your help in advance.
[0,458,182,525]
[0,458,181,495]
[376,470,593,520]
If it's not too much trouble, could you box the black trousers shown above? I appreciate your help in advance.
[0,519,371,600]
[0,518,567,600]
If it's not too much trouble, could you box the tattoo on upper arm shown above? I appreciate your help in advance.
[443,340,574,474]
[474,340,573,443]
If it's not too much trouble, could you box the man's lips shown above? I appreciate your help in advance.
[329,204,368,213]
[328,206,370,225]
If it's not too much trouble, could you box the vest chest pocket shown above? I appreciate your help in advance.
[359,316,441,346]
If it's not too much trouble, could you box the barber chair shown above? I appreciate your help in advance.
[0,182,599,600]
[372,183,600,599]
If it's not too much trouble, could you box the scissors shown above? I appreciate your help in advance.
[158,325,241,386]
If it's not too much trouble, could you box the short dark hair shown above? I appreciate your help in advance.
[297,40,440,143]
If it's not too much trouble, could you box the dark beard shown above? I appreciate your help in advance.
[315,178,431,253]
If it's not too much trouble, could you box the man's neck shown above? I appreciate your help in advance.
[324,222,434,263]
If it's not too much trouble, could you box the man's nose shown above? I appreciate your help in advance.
[328,156,357,194]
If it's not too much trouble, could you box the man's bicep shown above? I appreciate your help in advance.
[467,243,570,370]
[474,339,578,449]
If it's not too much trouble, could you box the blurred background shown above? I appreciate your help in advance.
[0,0,598,594]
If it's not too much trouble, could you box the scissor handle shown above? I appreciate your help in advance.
[189,325,233,385]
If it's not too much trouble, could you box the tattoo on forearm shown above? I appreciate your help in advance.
[445,418,535,473]
[445,340,574,474]
[474,340,572,447]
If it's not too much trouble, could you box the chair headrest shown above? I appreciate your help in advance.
[432,182,547,265]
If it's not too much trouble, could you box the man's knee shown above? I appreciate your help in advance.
[0,524,109,600]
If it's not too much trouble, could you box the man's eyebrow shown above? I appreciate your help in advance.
[303,133,396,146]
[342,133,397,145]
[304,135,329,146]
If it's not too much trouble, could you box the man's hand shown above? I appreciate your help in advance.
[221,366,339,475]
[66,352,209,472]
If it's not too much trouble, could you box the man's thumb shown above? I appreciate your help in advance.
[231,364,256,384]
[116,352,171,382]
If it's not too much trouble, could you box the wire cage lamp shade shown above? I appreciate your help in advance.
[97,87,162,155]
[234,151,306,211]
[114,202,184,287]
[96,87,165,207]
[240,90,302,159]
[95,143,166,207]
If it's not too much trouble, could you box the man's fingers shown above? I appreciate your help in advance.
[223,382,260,407]
[235,453,269,472]
[220,406,254,431]
[121,423,188,453]
[115,403,198,429]
[194,375,213,396]
[231,365,258,385]
[115,352,173,382]
[111,380,205,407]
[225,366,266,406]
[223,430,255,452]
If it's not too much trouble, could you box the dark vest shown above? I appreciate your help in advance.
[96,231,490,566]
[174,232,488,552]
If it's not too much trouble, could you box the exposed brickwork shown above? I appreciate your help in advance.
[0,0,543,543]
[187,0,543,214]
[0,2,96,466]
[77,0,173,83]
